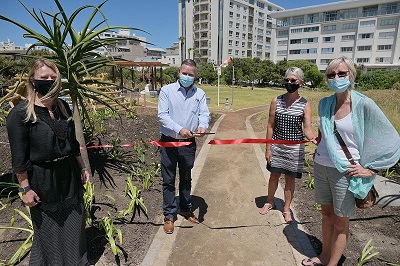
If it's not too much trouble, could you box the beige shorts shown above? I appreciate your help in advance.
[314,162,355,217]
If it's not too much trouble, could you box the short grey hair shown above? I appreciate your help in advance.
[285,67,304,82]
[326,56,357,88]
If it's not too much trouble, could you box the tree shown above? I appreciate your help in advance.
[197,62,218,84]
[0,0,146,173]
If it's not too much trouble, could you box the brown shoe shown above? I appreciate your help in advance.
[179,210,199,224]
[164,217,174,234]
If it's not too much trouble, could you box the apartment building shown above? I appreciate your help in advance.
[178,0,284,65]
[270,0,400,71]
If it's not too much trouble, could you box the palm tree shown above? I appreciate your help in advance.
[178,36,185,63]
[0,0,147,173]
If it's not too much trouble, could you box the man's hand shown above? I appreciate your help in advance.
[179,128,193,138]
[192,127,206,137]
[345,164,376,177]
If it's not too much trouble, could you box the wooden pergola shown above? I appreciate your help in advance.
[111,60,169,91]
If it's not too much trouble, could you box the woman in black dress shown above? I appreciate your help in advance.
[6,59,90,265]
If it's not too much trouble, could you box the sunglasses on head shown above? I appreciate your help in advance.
[327,71,349,79]
[284,78,298,83]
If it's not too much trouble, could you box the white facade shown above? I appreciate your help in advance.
[270,0,400,71]
[178,0,284,65]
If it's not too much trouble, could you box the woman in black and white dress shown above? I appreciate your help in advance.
[259,67,317,223]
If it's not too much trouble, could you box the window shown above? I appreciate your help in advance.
[342,34,355,41]
[357,45,372,51]
[360,20,376,27]
[324,11,338,21]
[320,59,331,64]
[300,48,317,54]
[324,25,336,31]
[357,58,370,63]
[358,33,373,39]
[236,23,240,29]
[381,3,399,14]
[292,15,304,25]
[377,44,392,50]
[228,49,232,54]
[304,26,319,32]
[235,41,239,47]
[340,8,358,19]
[243,15,247,21]
[305,37,318,43]
[229,30,233,37]
[375,57,391,63]
[278,40,288,45]
[256,1,265,9]
[343,23,357,29]
[379,31,395,39]
[258,12,265,18]
[242,51,246,56]
[321,47,334,53]
[229,12,233,18]
[236,14,240,19]
[228,40,233,46]
[307,13,319,23]
[243,24,247,30]
[363,5,378,17]
[242,33,246,39]
[277,50,287,56]
[235,50,239,56]
[323,36,335,42]
[229,21,233,28]
[380,18,397,26]
[291,28,303,34]
[278,30,289,36]
[290,39,301,44]
[289,50,301,54]
[341,47,353,52]
[242,42,246,48]
[230,2,233,8]
[235,32,240,38]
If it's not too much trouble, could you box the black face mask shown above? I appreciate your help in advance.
[33,79,55,96]
[285,83,300,93]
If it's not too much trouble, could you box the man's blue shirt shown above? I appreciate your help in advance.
[158,81,210,139]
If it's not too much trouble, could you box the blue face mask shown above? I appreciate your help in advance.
[327,76,351,93]
[179,74,194,88]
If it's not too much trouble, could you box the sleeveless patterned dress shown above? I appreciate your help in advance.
[267,95,307,178]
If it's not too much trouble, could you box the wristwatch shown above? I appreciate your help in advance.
[18,185,31,193]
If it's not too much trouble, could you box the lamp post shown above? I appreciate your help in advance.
[231,57,235,105]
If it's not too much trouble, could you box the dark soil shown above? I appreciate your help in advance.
[0,105,399,266]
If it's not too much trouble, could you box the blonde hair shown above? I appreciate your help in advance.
[325,56,357,89]
[285,67,304,82]
[25,59,70,122]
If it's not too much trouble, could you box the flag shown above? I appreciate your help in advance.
[220,57,232,68]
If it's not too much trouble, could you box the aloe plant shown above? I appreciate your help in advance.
[0,195,34,265]
[0,0,148,173]
[357,239,380,266]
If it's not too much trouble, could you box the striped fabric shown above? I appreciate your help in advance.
[29,202,88,266]
[268,95,307,178]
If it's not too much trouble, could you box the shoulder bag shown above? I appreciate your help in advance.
[334,122,379,209]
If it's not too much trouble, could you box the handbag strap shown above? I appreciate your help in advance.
[334,122,356,165]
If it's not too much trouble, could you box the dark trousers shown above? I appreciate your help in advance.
[160,137,196,219]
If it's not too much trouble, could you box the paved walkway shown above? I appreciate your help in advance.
[141,106,316,266]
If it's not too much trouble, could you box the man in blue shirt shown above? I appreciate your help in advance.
[158,59,210,234]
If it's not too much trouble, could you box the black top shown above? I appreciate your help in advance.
[6,99,83,210]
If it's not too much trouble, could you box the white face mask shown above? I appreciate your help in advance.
[327,76,351,93]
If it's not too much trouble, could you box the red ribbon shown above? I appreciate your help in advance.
[81,141,192,149]
[208,138,311,145]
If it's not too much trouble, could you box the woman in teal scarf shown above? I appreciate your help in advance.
[302,57,400,266]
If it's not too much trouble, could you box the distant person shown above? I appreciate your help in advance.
[260,67,317,223]
[158,59,210,234]
[302,56,400,266]
[6,59,90,265]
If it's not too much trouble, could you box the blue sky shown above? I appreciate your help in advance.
[0,0,338,50]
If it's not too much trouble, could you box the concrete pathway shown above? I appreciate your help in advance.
[141,106,316,266]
